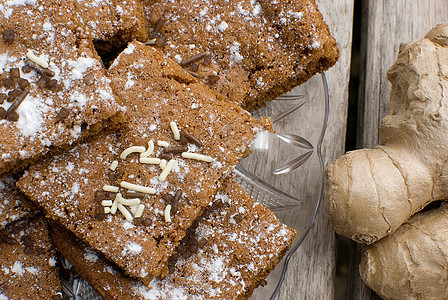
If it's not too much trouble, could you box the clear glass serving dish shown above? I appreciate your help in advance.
[60,73,329,300]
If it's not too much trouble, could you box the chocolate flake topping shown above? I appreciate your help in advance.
[185,69,199,78]
[180,130,204,147]
[10,67,20,79]
[2,78,14,89]
[6,111,19,122]
[164,145,188,154]
[172,189,182,214]
[233,213,243,223]
[149,17,165,40]
[121,191,146,199]
[0,108,6,119]
[83,73,95,85]
[20,234,35,247]
[7,89,21,102]
[55,107,70,122]
[207,74,220,85]
[162,193,174,203]
[22,65,32,73]
[180,52,208,67]
[2,29,15,44]
[6,86,30,120]
[25,59,55,78]
[0,93,6,104]
[155,35,167,47]
[159,152,172,160]
[0,233,17,245]
[133,217,152,227]
[18,78,30,90]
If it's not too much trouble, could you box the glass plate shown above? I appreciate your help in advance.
[59,73,329,300]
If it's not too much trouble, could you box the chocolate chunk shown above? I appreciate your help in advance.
[159,153,172,160]
[164,145,188,154]
[95,211,106,220]
[185,69,199,78]
[94,204,106,220]
[83,73,95,85]
[2,77,14,89]
[122,191,146,199]
[202,53,212,65]
[162,193,174,203]
[55,107,70,122]
[7,89,21,102]
[198,238,208,248]
[149,17,165,39]
[189,63,199,72]
[233,213,243,223]
[180,52,208,67]
[52,294,63,300]
[6,86,29,117]
[18,78,30,90]
[180,130,204,147]
[10,67,20,79]
[20,234,35,247]
[22,65,32,73]
[0,93,6,104]
[26,60,55,77]
[171,189,182,214]
[207,74,220,85]
[0,107,6,119]
[50,83,63,92]
[2,29,15,44]
[134,217,152,227]
[46,79,58,89]
[0,234,17,245]
[6,111,19,122]
[37,76,48,88]
[155,35,167,47]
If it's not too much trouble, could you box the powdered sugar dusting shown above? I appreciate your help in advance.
[15,94,45,137]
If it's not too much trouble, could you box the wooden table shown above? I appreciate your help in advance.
[272,1,448,299]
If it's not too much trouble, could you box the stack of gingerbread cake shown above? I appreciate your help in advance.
[0,0,338,299]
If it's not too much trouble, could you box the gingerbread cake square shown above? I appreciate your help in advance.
[0,0,128,176]
[74,0,149,43]
[143,0,339,110]
[18,41,260,283]
[50,179,296,300]
[0,176,38,229]
[0,216,62,299]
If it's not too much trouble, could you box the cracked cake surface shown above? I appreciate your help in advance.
[18,41,259,283]
[50,179,296,300]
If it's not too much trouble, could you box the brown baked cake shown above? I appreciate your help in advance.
[75,0,148,41]
[143,0,338,110]
[18,41,259,283]
[50,179,296,300]
[0,176,38,229]
[0,216,62,299]
[0,0,151,176]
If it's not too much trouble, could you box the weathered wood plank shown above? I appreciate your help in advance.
[353,1,448,298]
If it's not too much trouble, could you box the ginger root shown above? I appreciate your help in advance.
[325,24,448,244]
[359,203,448,299]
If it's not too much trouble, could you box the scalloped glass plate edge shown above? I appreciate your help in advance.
[234,72,329,300]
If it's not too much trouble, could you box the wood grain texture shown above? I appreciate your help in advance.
[274,0,354,298]
[353,1,448,299]
[358,0,448,148]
